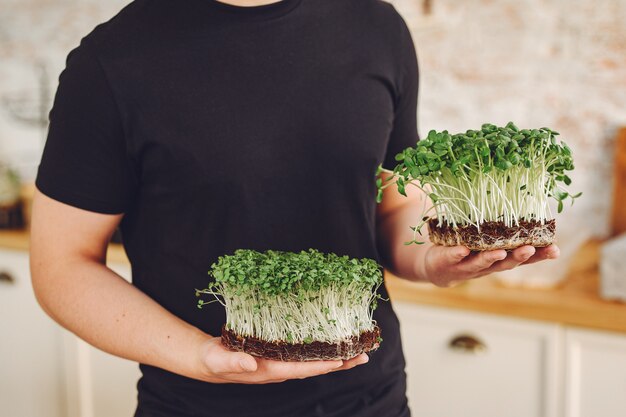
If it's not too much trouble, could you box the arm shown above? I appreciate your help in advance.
[30,189,366,384]
[375,172,561,287]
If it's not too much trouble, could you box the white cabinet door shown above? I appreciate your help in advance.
[564,328,626,417]
[0,249,66,417]
[63,261,141,417]
[394,302,562,417]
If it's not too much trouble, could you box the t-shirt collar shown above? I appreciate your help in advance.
[204,0,303,20]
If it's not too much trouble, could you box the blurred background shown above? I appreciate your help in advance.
[0,0,625,416]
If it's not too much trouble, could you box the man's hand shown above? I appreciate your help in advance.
[31,189,368,386]
[418,244,561,287]
[376,171,561,285]
[195,337,369,384]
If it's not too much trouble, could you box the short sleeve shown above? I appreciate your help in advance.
[35,41,137,214]
[381,15,419,170]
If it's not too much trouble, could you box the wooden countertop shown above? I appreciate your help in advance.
[386,240,626,334]
[0,228,130,265]
[4,227,625,333]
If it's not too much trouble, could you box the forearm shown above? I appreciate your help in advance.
[31,255,209,381]
[377,199,431,282]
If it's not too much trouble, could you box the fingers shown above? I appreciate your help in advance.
[204,337,368,384]
[427,245,470,269]
[445,246,471,264]
[217,355,367,384]
[456,249,507,273]
[456,245,559,276]
[256,358,343,381]
[329,354,369,372]
[228,358,343,383]
[483,246,535,274]
[205,340,258,375]
[425,244,562,286]
[522,244,560,265]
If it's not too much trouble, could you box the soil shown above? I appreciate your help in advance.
[428,218,556,251]
[221,325,381,361]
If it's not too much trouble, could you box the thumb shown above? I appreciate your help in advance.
[441,245,470,265]
[231,352,258,373]
[205,342,258,374]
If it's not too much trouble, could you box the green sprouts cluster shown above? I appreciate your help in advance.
[196,249,383,344]
[377,122,581,244]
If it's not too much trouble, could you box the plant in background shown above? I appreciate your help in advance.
[196,249,383,361]
[376,122,581,250]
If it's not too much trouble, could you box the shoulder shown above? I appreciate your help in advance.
[339,0,411,47]
[355,0,408,28]
[71,0,166,62]
[365,0,404,19]
[345,0,414,63]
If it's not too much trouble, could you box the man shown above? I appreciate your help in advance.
[30,0,559,416]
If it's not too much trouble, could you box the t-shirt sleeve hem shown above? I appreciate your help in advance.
[35,175,127,215]
[381,155,401,172]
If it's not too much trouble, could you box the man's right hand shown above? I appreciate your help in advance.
[196,336,369,384]
[30,189,368,386]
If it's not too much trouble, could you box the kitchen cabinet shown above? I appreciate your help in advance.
[62,261,140,417]
[57,284,626,417]
[395,301,626,417]
[0,247,139,417]
[0,249,66,417]
[3,230,626,417]
[395,302,561,417]
[564,328,626,417]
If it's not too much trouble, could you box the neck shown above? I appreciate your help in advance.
[214,0,282,6]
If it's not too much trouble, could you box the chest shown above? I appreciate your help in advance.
[112,27,398,193]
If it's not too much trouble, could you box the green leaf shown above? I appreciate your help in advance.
[563,175,572,186]
[505,121,519,132]
[495,159,512,170]
[557,199,564,213]
[404,239,425,245]
[508,153,520,165]
[376,189,383,204]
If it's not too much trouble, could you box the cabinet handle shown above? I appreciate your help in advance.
[0,271,15,285]
[449,334,487,354]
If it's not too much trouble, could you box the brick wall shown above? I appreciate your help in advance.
[1,0,624,236]
[391,0,626,236]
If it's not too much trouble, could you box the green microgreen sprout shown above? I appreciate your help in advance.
[196,249,384,344]
[376,122,581,245]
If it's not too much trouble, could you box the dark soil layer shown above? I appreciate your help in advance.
[221,325,381,361]
[428,218,556,251]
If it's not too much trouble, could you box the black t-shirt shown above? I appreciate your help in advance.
[35,0,419,416]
